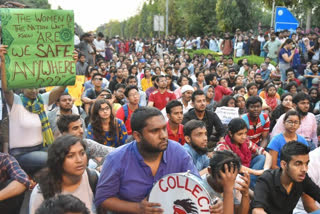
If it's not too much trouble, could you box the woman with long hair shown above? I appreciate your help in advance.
[267,110,309,169]
[215,118,272,188]
[264,84,280,111]
[29,135,97,214]
[278,39,296,81]
[87,100,127,147]
[269,93,293,132]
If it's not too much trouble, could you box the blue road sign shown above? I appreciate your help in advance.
[275,7,299,33]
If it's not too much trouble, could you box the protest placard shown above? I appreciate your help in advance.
[215,106,239,125]
[0,8,75,89]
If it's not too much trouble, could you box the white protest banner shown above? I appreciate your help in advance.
[215,107,239,125]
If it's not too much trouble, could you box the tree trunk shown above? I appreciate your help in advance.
[306,7,312,33]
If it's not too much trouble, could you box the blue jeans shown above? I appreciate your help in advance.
[250,155,265,189]
[10,144,48,175]
[279,62,291,82]
[311,210,320,214]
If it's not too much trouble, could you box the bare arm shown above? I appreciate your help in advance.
[0,45,14,108]
[263,151,272,170]
[48,86,66,106]
[0,180,27,201]
[147,101,154,107]
[100,197,163,214]
[260,131,269,148]
[281,50,295,63]
[252,208,267,214]
[301,193,320,213]
[268,150,280,169]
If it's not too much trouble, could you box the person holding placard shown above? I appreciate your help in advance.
[0,45,72,176]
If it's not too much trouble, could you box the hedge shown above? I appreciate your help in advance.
[179,49,277,66]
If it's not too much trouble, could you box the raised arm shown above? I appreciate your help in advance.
[0,45,14,108]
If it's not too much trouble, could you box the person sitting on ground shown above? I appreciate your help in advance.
[252,141,320,214]
[166,100,185,145]
[116,85,140,138]
[0,152,30,214]
[0,45,70,176]
[215,118,272,189]
[57,114,115,171]
[35,194,90,214]
[29,135,98,214]
[204,150,251,214]
[87,99,127,147]
[268,110,309,169]
[241,96,270,148]
[183,120,209,175]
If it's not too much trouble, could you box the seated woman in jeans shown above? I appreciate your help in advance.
[215,118,272,189]
[0,45,72,176]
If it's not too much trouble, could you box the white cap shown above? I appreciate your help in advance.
[181,85,194,94]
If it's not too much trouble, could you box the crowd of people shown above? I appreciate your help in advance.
[1,25,320,214]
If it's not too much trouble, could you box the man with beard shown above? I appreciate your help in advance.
[48,92,85,138]
[178,85,194,114]
[272,92,318,150]
[252,142,320,214]
[182,90,225,143]
[82,73,104,114]
[95,107,220,213]
[227,69,237,88]
[263,32,281,62]
[254,73,264,92]
[148,75,176,110]
[108,68,126,93]
[183,120,209,174]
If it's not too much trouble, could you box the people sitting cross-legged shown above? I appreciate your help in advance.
[215,118,272,189]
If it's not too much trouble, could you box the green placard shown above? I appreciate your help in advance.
[0,9,75,89]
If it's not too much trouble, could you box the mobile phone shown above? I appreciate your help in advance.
[212,197,219,205]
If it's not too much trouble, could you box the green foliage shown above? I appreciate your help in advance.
[97,0,319,38]
[180,49,277,66]
[234,55,277,66]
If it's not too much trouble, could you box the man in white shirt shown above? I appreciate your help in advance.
[93,32,106,58]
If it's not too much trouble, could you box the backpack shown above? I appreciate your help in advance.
[86,168,98,195]
[241,113,266,129]
[123,104,140,123]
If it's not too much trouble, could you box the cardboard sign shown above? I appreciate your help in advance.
[215,107,239,125]
[67,75,85,106]
[149,172,215,213]
[0,8,75,89]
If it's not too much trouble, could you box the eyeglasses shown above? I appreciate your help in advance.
[94,78,103,81]
[285,120,300,126]
[128,92,140,98]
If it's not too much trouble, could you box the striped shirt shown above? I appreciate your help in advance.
[245,113,270,145]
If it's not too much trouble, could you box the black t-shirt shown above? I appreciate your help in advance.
[252,168,320,214]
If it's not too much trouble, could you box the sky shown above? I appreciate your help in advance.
[48,0,145,32]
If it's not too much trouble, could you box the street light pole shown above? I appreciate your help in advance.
[166,0,168,38]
